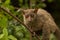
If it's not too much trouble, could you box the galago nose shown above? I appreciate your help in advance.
[28,17,31,22]
[28,19,31,22]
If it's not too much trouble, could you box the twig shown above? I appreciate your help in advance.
[0,6,40,40]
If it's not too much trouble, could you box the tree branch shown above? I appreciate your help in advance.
[0,6,40,40]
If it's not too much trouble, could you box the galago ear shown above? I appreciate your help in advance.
[34,8,38,13]
[17,9,25,15]
[21,10,26,15]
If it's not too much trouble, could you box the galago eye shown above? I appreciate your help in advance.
[25,15,29,18]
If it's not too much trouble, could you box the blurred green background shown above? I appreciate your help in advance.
[0,0,60,40]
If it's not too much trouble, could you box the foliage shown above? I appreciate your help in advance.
[0,0,60,40]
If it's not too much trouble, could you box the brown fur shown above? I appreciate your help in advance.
[22,8,60,40]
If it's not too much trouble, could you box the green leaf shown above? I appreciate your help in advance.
[4,0,10,5]
[38,3,46,8]
[0,28,9,40]
[50,34,56,40]
[8,35,17,40]
[0,34,4,39]
[47,0,53,3]
[0,15,8,28]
